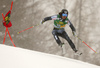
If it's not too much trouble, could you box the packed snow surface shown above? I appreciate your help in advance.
[0,44,100,68]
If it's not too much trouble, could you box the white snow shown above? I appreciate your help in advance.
[2,5,6,8]
[25,0,34,7]
[0,44,100,68]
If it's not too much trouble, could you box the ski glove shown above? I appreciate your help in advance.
[40,20,45,24]
[72,31,77,37]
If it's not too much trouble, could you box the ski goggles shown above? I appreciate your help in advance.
[62,13,67,17]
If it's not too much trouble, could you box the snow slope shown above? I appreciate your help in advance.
[0,44,99,68]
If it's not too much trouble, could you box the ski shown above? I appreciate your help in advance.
[60,43,65,56]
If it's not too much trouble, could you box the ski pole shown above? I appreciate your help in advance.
[75,35,97,54]
[17,23,40,34]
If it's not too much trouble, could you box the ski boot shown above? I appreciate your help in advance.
[59,43,64,47]
[75,50,82,55]
[73,48,82,55]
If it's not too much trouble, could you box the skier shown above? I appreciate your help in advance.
[40,9,82,55]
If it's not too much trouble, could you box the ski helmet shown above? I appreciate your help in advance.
[61,9,68,14]
[59,9,68,17]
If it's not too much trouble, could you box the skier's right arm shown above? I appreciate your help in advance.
[41,17,52,24]
[41,15,58,24]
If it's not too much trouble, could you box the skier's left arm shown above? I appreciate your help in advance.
[68,19,77,37]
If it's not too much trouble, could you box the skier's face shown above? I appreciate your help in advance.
[62,16,67,19]
[62,13,67,19]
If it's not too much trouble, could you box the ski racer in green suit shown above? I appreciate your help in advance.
[41,9,82,55]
